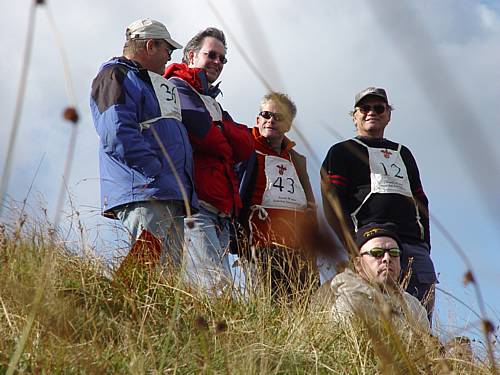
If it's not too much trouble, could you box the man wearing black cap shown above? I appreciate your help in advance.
[321,87,436,318]
[324,223,429,331]
[90,19,198,269]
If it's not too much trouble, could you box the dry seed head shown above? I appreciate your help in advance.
[185,219,195,229]
[194,315,209,331]
[63,107,79,124]
[482,319,494,334]
[215,319,228,334]
[463,270,475,286]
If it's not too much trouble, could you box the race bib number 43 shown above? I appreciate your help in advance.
[261,155,307,210]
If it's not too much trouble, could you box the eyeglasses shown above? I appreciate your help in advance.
[356,104,387,115]
[203,50,227,64]
[158,40,174,55]
[259,111,284,121]
[360,247,401,258]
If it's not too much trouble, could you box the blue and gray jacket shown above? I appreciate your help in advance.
[90,57,198,217]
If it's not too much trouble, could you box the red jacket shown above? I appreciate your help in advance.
[164,64,254,215]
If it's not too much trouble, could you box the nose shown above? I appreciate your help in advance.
[381,251,392,263]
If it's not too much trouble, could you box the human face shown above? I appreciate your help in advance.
[148,39,173,75]
[255,100,292,149]
[355,236,401,288]
[352,96,391,139]
[189,36,226,83]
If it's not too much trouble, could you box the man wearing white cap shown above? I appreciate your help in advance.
[90,19,198,270]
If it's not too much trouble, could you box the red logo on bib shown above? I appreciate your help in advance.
[381,149,392,159]
[277,164,287,175]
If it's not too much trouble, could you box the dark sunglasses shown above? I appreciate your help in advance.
[357,104,387,115]
[204,50,227,64]
[360,247,401,258]
[259,111,284,121]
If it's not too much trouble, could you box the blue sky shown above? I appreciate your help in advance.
[1,0,499,349]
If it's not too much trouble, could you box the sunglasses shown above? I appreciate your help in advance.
[259,111,284,121]
[203,50,227,64]
[360,247,401,258]
[356,104,387,115]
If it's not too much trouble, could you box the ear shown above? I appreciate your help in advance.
[145,39,155,55]
[188,50,195,66]
[353,256,362,274]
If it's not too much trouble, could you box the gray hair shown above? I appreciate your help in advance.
[123,39,162,56]
[182,27,227,64]
[260,92,297,120]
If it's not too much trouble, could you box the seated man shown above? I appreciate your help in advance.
[316,223,429,332]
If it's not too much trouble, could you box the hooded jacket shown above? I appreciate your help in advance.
[90,57,198,217]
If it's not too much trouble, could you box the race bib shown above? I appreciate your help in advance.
[367,146,412,197]
[198,94,223,122]
[148,71,182,122]
[261,155,307,210]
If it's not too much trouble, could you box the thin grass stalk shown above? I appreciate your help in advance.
[208,0,321,170]
[207,0,273,93]
[54,125,78,228]
[0,0,38,218]
[325,116,497,371]
[43,3,80,228]
[150,126,192,218]
[7,240,52,375]
[432,214,498,374]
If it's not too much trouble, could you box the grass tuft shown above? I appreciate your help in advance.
[0,216,497,374]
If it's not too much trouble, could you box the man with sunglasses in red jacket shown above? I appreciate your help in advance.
[321,87,437,320]
[164,28,254,291]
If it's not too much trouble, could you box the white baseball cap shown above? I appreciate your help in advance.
[126,18,182,49]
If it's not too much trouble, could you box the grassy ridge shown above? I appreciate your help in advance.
[0,219,494,374]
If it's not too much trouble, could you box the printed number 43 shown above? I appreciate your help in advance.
[272,177,295,193]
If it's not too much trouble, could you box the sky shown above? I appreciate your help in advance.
[1,0,499,349]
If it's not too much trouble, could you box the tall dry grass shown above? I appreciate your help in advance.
[0,211,496,374]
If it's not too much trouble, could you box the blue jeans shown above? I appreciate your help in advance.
[183,206,246,293]
[115,200,185,266]
[400,241,437,321]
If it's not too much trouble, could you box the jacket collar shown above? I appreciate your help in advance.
[164,63,222,98]
[252,127,295,155]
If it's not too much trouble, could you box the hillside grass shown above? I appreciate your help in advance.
[0,217,496,374]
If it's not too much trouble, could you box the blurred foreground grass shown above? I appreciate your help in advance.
[0,215,495,374]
